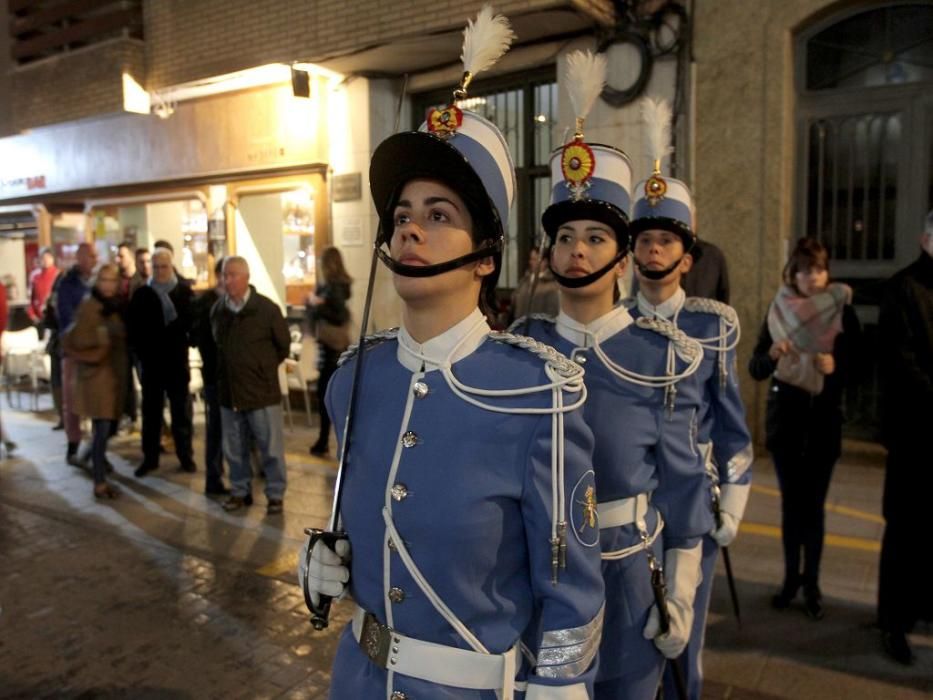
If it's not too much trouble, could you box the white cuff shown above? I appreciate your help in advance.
[720,482,751,521]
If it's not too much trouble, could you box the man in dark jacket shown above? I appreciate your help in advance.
[877,211,933,666]
[192,258,227,495]
[211,256,289,515]
[128,247,196,476]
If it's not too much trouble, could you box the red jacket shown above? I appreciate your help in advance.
[29,265,59,321]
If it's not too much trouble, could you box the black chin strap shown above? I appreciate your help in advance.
[550,251,627,289]
[375,238,502,278]
[634,256,684,281]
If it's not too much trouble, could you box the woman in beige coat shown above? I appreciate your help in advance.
[65,263,127,498]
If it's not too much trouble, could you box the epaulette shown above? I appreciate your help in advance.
[683,297,738,325]
[634,316,702,364]
[506,313,553,335]
[488,331,584,380]
[337,328,399,367]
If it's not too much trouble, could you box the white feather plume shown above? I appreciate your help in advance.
[460,5,515,77]
[641,96,674,166]
[565,50,607,122]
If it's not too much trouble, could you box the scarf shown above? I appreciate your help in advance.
[149,275,178,325]
[91,287,121,317]
[766,282,850,395]
[767,282,851,352]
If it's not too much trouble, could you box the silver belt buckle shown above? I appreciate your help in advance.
[359,612,392,669]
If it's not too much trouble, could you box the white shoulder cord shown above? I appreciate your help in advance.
[400,320,580,587]
[590,317,703,391]
[679,298,742,388]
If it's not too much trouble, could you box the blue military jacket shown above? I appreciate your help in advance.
[520,306,712,552]
[325,309,605,699]
[627,289,752,490]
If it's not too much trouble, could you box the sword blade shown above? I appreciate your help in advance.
[721,545,742,628]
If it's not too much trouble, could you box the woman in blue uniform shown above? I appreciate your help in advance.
[300,10,605,699]
[625,98,753,700]
[517,53,710,700]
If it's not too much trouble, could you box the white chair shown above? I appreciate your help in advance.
[2,326,42,409]
[188,347,204,413]
[279,358,312,429]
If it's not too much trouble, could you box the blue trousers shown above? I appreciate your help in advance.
[221,403,287,500]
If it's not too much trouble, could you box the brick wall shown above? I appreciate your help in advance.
[10,39,145,133]
[4,0,615,134]
[144,0,615,89]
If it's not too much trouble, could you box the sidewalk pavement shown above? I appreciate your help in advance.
[0,395,930,698]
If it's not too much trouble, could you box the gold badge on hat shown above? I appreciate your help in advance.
[425,5,514,140]
[561,140,595,202]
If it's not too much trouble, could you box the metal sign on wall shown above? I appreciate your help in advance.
[332,172,362,202]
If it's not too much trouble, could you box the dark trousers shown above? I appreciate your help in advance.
[772,449,837,588]
[314,346,339,448]
[203,383,224,488]
[91,419,116,485]
[141,368,193,467]
[878,445,930,633]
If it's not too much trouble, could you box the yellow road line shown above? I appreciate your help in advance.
[740,521,881,553]
[751,484,884,525]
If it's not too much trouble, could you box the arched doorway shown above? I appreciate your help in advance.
[795,1,933,439]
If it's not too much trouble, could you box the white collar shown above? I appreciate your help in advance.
[555,305,633,347]
[637,287,685,320]
[225,287,251,313]
[397,308,490,373]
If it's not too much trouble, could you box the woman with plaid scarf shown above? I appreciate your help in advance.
[749,237,861,620]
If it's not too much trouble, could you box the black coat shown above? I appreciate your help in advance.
[211,286,290,411]
[191,288,220,386]
[127,281,194,379]
[749,304,860,463]
[879,253,933,444]
[307,281,351,371]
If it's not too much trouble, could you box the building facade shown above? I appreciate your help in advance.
[1,0,931,441]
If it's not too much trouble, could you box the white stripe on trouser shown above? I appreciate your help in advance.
[352,607,519,696]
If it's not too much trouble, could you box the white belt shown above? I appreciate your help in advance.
[598,492,650,529]
[351,606,519,693]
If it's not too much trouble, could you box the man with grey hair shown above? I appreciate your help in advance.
[210,256,290,515]
[128,247,196,477]
[876,209,933,666]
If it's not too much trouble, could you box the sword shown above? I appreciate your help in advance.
[519,235,550,335]
[711,482,742,628]
[302,73,409,631]
[649,559,688,700]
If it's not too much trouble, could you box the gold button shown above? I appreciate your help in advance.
[391,483,408,502]
[388,586,405,603]
[413,381,429,399]
[401,431,419,448]
[391,692,407,700]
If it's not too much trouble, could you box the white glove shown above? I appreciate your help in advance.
[298,536,351,608]
[710,482,751,548]
[642,543,702,658]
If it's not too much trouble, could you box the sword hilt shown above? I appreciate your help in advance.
[302,528,349,630]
